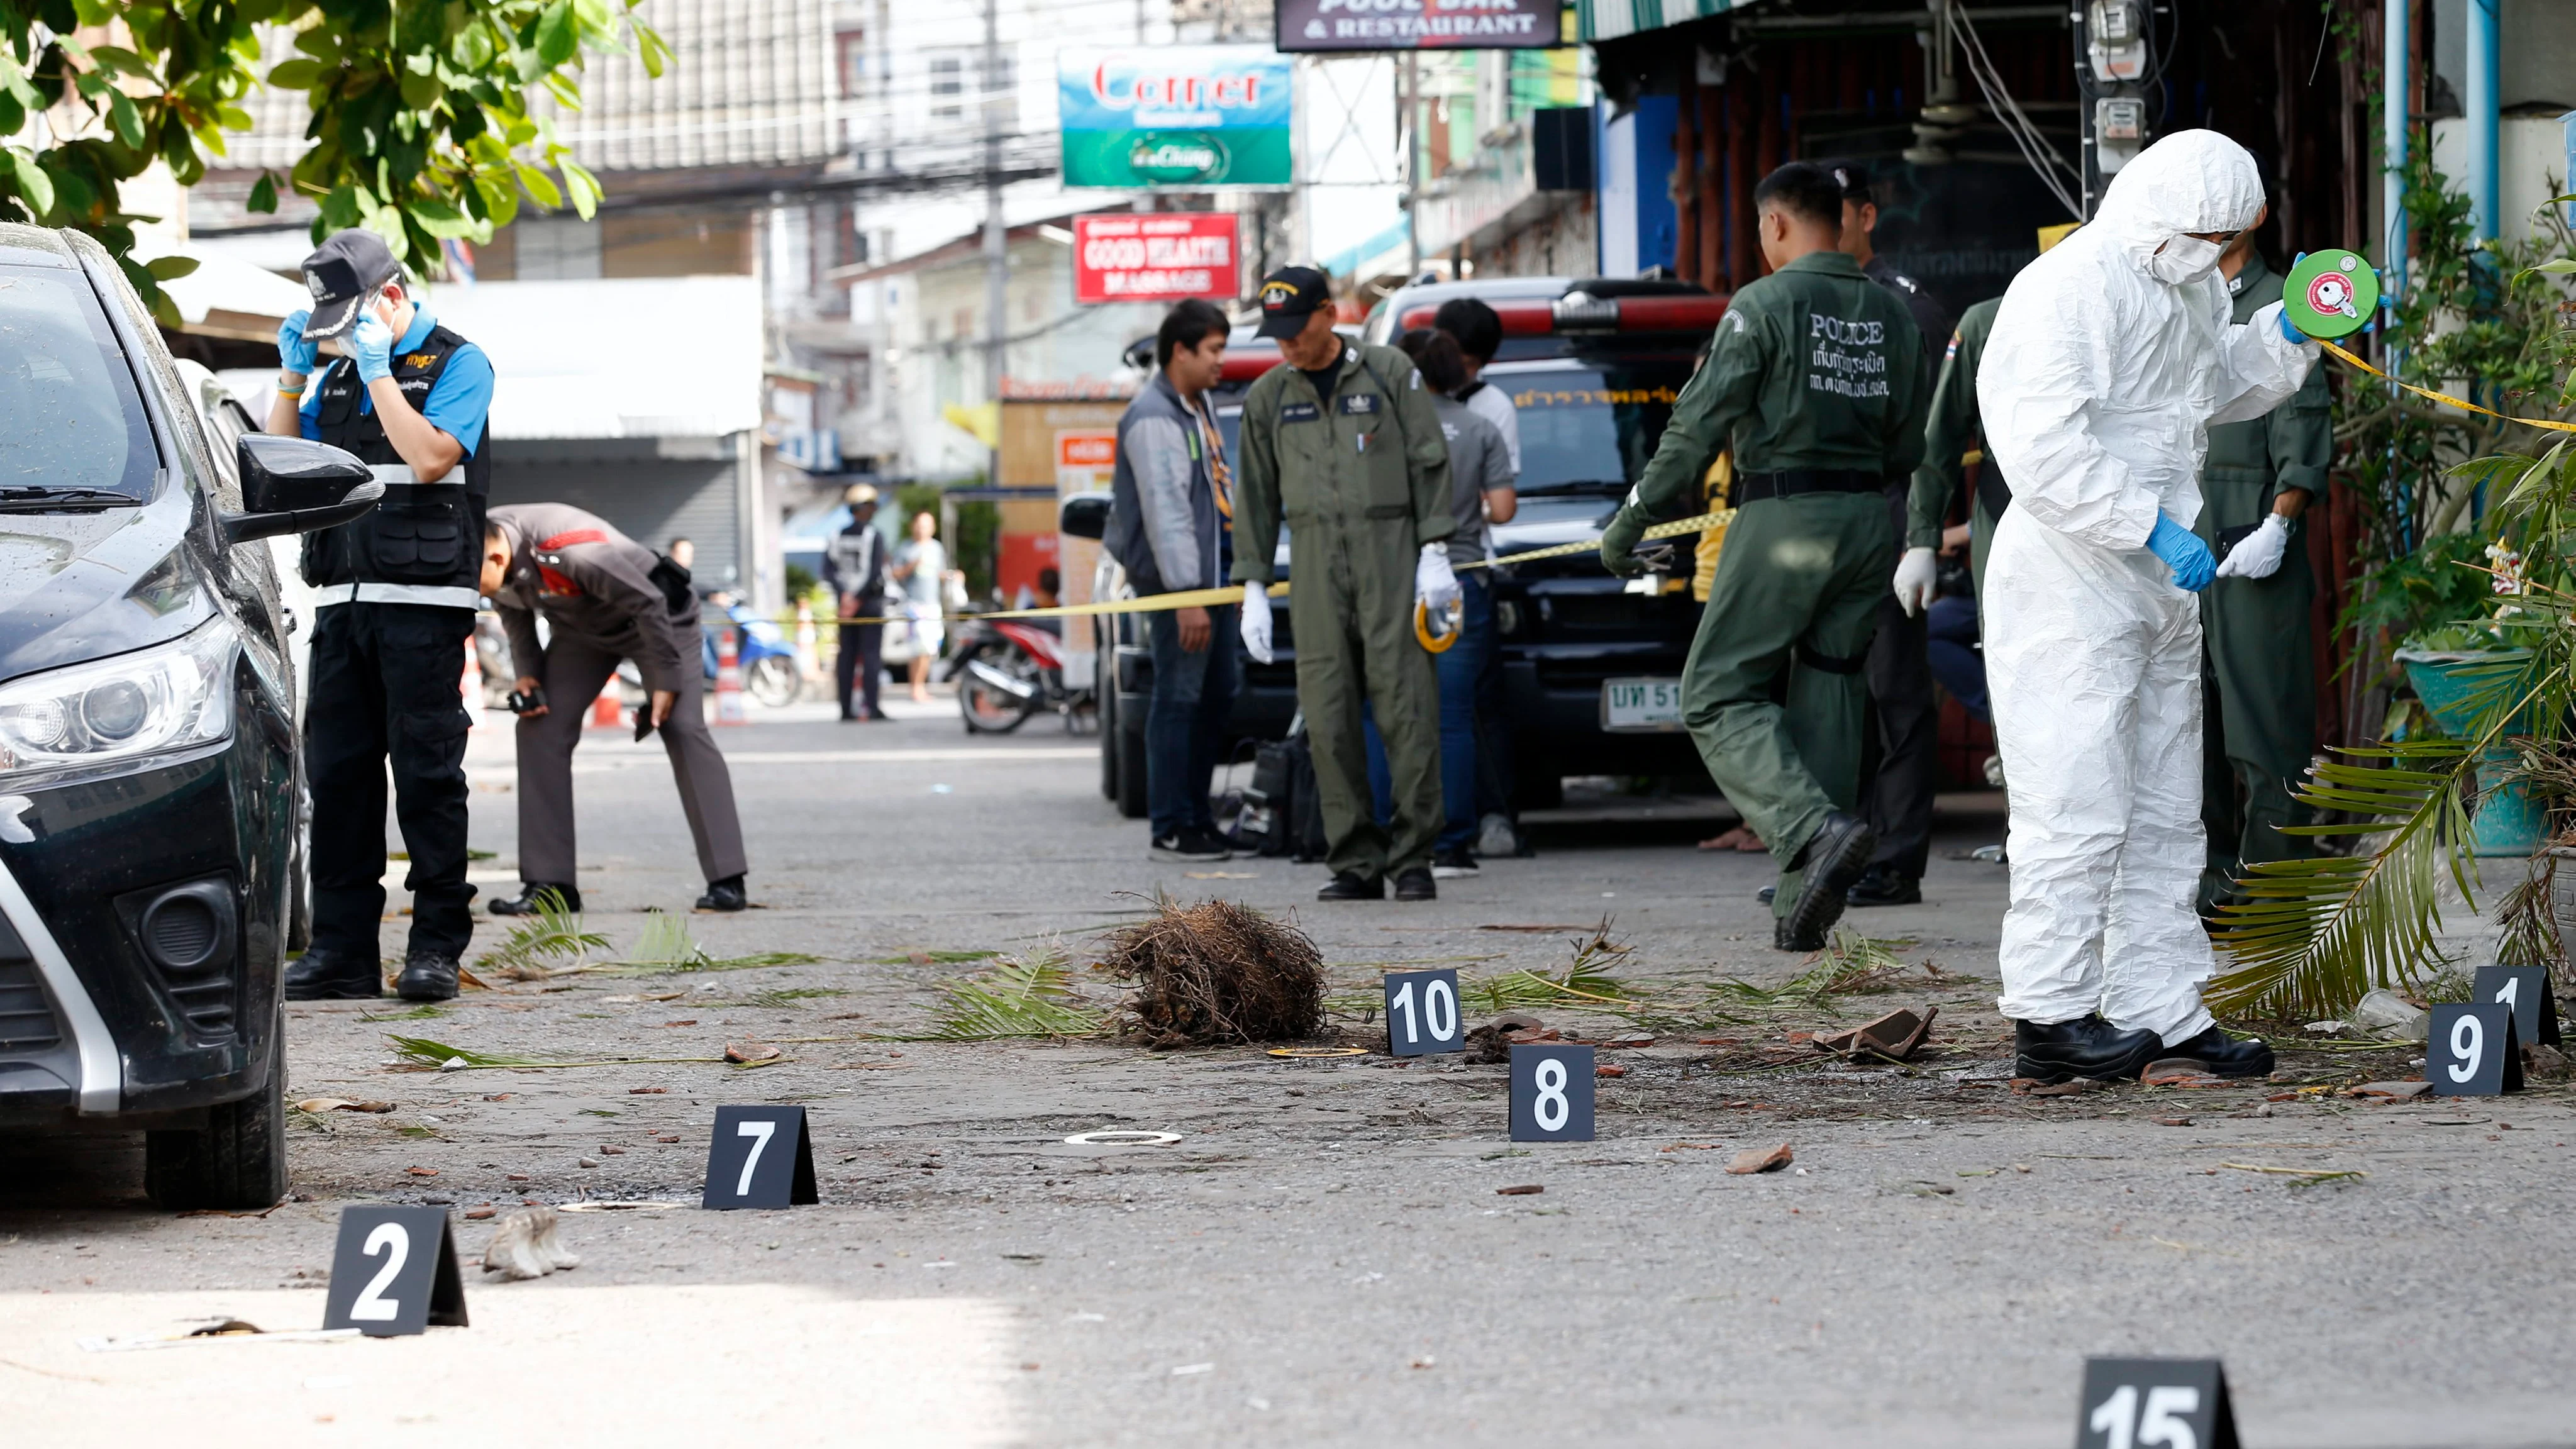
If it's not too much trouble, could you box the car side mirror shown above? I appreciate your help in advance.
[220,434,384,545]
[1059,492,1110,541]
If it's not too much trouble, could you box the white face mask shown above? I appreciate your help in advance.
[2147,235,2226,285]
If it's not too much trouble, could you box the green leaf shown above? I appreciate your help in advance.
[9,150,55,218]
[105,91,143,149]
[397,67,438,111]
[246,172,277,214]
[85,45,154,80]
[266,57,323,89]
[536,0,579,69]
[143,254,199,280]
[513,160,562,209]
[634,19,670,78]
[2522,258,2576,277]
[560,158,600,220]
[408,197,483,240]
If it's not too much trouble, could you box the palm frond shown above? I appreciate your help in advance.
[918,950,1105,1040]
[2208,741,2477,1017]
[475,899,609,979]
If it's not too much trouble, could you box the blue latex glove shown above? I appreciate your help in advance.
[2145,513,2216,592]
[277,308,318,373]
[350,312,394,384]
[2278,306,2311,344]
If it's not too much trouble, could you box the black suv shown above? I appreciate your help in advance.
[0,225,379,1208]
[1074,279,1732,816]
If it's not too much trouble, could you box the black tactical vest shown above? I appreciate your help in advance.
[300,323,492,595]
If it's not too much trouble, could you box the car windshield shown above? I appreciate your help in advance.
[0,263,157,500]
[1493,360,1694,494]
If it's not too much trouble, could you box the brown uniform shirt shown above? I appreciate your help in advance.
[489,502,698,692]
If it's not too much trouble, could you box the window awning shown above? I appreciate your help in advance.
[1577,0,1765,42]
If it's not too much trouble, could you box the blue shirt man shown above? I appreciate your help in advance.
[296,304,494,456]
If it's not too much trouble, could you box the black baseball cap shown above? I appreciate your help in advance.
[298,229,402,340]
[1255,266,1331,339]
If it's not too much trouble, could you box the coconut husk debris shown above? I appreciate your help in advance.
[1101,897,1325,1048]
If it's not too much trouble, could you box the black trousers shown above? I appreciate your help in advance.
[836,620,884,718]
[1862,489,1939,879]
[305,602,478,959]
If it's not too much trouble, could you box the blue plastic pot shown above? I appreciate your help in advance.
[2395,648,2544,857]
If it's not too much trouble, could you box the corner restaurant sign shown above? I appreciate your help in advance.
[1276,0,1567,52]
[1073,214,1239,304]
[1058,47,1291,189]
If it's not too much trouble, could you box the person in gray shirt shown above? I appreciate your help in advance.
[1370,328,1514,875]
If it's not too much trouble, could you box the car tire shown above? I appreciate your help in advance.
[145,1006,287,1211]
[1114,709,1149,819]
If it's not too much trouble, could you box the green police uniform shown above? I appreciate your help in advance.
[1906,296,2006,598]
[2194,254,2330,911]
[1235,340,1453,880]
[1604,250,1929,914]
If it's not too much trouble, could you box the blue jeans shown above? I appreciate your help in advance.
[1146,602,1238,838]
[1926,592,1988,721]
[1365,573,1491,855]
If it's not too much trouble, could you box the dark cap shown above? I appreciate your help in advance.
[298,229,402,340]
[1255,266,1331,339]
[1826,159,1874,204]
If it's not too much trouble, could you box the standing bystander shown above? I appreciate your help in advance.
[891,511,952,704]
[824,484,889,721]
[1106,299,1239,861]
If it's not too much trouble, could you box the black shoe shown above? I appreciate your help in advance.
[2013,1015,2163,1084]
[491,883,581,916]
[1316,872,1384,902]
[396,951,460,1002]
[1151,829,1230,863]
[1775,811,1874,951]
[1845,865,1922,908]
[2150,1026,2276,1079]
[696,875,748,912]
[283,949,381,1001]
[1757,885,1776,906]
[1430,848,1479,879]
[1394,867,1436,902]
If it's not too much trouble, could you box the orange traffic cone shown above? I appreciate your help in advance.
[460,636,482,729]
[589,686,622,729]
[715,623,747,725]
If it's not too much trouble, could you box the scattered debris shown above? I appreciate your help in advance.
[2153,1117,2194,1127]
[2219,1162,2368,1187]
[293,1098,397,1114]
[1102,897,1325,1048]
[2343,1080,2433,1099]
[1062,1130,1183,1146]
[480,1205,581,1280]
[1464,1013,1545,1063]
[1726,1143,1794,1175]
[577,1156,601,1168]
[1809,1006,1938,1061]
[911,949,1106,1041]
[2524,1043,2572,1079]
[405,1166,438,1177]
[384,1034,727,1072]
[2141,1060,2230,1089]
[1596,1064,1628,1078]
[2350,988,2429,1041]
[464,1206,497,1220]
[628,1087,667,1095]
[1265,1046,1365,1059]
[1475,924,1589,933]
[724,1040,782,1065]
[80,1326,360,1352]
[2012,1077,2112,1096]
[475,900,609,981]
[1495,1184,1544,1196]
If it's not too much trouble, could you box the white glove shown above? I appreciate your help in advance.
[1416,544,1460,614]
[1891,546,1939,617]
[1238,582,1274,664]
[2212,513,2290,580]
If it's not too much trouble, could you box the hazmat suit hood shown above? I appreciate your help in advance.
[2094,131,2267,286]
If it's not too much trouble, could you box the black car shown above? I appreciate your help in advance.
[0,224,380,1208]
[1075,278,1731,816]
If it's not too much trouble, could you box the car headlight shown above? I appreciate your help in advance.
[0,618,236,786]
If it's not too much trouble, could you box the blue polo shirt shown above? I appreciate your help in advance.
[299,306,494,455]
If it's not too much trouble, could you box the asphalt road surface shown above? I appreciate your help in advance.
[3,692,2569,1447]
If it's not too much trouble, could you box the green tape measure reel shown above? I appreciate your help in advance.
[2284,250,2380,340]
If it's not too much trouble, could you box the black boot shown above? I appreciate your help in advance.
[1775,811,1874,952]
[1845,864,1922,907]
[1392,867,1436,902]
[396,951,460,1002]
[491,882,581,916]
[1316,872,1384,902]
[2150,1025,2276,1078]
[2013,1015,2163,1084]
[283,949,381,1001]
[695,875,748,912]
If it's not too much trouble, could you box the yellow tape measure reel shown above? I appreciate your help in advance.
[1415,597,1463,653]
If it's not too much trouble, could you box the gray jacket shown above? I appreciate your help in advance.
[1106,372,1223,595]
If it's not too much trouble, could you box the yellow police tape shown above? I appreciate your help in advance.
[2318,337,2576,435]
[833,507,1736,629]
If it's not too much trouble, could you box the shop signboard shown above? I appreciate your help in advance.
[1276,0,1567,52]
[1058,46,1292,189]
[1072,213,1240,304]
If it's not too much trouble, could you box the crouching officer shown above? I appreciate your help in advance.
[480,504,750,914]
[272,229,496,1002]
[1232,266,1457,902]
[1601,162,1929,952]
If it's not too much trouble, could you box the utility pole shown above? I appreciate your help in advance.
[1401,52,1419,280]
[981,0,1006,487]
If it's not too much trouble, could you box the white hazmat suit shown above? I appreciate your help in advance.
[1978,131,2318,1045]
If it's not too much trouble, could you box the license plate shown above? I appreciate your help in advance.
[1601,677,1686,733]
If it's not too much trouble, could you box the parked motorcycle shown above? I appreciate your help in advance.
[944,611,1094,733]
[699,599,804,708]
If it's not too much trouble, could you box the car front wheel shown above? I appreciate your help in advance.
[144,1009,287,1211]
